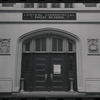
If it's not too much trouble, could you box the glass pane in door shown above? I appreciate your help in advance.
[42,38,46,51]
[52,38,57,51]
[58,39,63,51]
[36,39,40,51]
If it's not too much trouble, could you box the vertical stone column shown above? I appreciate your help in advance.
[72,3,76,8]
[47,3,51,8]
[21,3,25,8]
[60,3,65,8]
[0,3,2,8]
[69,78,74,93]
[34,3,38,8]
[97,3,100,8]
[15,3,21,8]
[74,3,85,8]
[20,78,25,92]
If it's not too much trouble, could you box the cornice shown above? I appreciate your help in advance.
[0,8,100,13]
[0,21,100,24]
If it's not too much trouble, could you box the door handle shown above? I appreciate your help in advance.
[50,74,53,81]
[45,74,47,81]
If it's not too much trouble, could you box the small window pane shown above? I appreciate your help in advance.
[36,39,40,51]
[58,39,63,51]
[69,42,73,51]
[69,56,74,72]
[24,3,34,8]
[42,38,46,51]
[83,3,97,7]
[25,41,30,51]
[52,3,60,8]
[38,3,47,8]
[52,38,57,51]
[2,3,15,7]
[65,3,73,8]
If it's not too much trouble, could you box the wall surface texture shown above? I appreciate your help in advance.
[0,10,100,93]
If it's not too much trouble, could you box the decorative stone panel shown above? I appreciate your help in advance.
[86,79,100,92]
[87,39,99,54]
[0,39,11,54]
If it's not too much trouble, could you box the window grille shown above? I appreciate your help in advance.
[69,42,73,51]
[37,3,47,8]
[24,3,34,8]
[24,41,31,51]
[52,38,63,51]
[51,3,60,8]
[65,3,73,8]
[2,3,16,7]
[36,38,46,51]
[83,3,97,7]
[23,34,75,53]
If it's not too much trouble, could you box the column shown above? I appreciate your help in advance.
[47,3,51,8]
[34,3,38,8]
[69,78,74,93]
[60,3,65,8]
[97,3,100,8]
[14,3,21,8]
[0,3,2,8]
[74,3,85,8]
[20,78,25,92]
[21,3,25,8]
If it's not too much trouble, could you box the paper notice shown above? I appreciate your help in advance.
[53,65,61,74]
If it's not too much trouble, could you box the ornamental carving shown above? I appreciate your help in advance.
[0,39,10,54]
[88,39,99,53]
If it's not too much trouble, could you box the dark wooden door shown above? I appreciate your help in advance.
[21,53,34,91]
[32,53,68,91]
[21,53,77,91]
[67,53,77,91]
[50,53,69,91]
[33,53,48,91]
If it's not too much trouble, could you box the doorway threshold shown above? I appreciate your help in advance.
[12,91,86,97]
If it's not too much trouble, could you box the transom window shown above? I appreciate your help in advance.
[24,3,34,8]
[51,3,60,8]
[35,37,46,51]
[37,3,47,8]
[22,33,75,53]
[2,3,16,7]
[52,37,63,51]
[65,3,73,8]
[83,3,97,7]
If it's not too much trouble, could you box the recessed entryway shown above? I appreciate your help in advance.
[20,29,78,92]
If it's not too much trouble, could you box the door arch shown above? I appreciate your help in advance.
[15,28,83,92]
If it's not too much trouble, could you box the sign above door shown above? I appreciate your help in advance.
[23,13,76,20]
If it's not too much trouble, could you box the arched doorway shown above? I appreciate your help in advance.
[20,28,79,92]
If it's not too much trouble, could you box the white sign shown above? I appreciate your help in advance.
[53,65,61,74]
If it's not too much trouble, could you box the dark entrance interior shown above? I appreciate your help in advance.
[21,32,77,92]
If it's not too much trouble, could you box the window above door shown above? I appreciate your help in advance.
[22,33,76,53]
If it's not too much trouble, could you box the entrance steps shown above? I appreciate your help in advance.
[0,92,100,100]
[12,91,86,97]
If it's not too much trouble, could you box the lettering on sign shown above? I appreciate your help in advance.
[23,13,76,20]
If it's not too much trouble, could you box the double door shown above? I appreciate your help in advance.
[21,53,77,91]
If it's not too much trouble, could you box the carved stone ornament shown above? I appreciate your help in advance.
[88,39,99,53]
[0,39,10,54]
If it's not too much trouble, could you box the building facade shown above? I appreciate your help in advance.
[0,3,100,93]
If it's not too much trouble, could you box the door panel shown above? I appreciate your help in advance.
[50,54,69,91]
[21,53,33,91]
[21,53,77,91]
[33,54,48,91]
[68,53,77,91]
